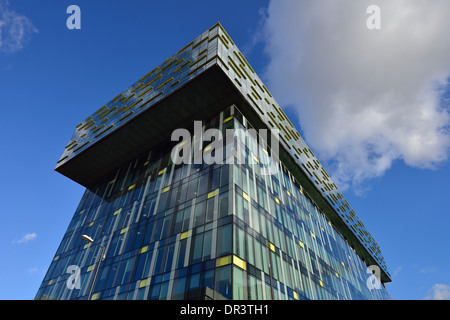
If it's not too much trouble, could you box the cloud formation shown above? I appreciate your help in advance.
[262,0,450,192]
[14,232,37,244]
[424,283,450,300]
[0,0,38,54]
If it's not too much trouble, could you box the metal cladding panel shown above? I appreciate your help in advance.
[56,22,390,282]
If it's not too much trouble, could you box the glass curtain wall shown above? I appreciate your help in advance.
[35,105,391,300]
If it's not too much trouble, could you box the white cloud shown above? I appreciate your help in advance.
[424,284,450,300]
[14,232,37,244]
[392,266,402,277]
[420,266,439,274]
[261,0,450,192]
[27,267,38,275]
[0,0,38,54]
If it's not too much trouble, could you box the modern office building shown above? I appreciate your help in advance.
[35,23,392,300]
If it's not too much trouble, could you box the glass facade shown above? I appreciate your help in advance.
[37,22,391,300]
[36,106,391,300]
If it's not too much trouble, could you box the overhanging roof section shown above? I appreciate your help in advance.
[55,22,391,283]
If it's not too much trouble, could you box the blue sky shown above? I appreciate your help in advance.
[0,0,449,300]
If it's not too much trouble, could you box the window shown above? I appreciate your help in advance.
[216,224,232,257]
[205,198,215,223]
[233,267,246,299]
[187,178,198,201]
[233,226,245,260]
[133,249,154,282]
[171,277,186,300]
[214,265,231,300]
[176,238,187,269]
[218,192,229,218]
[202,231,212,261]
[193,201,205,227]
[191,234,203,264]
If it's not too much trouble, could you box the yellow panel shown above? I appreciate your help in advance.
[119,111,134,122]
[139,246,148,254]
[299,240,304,248]
[114,209,121,216]
[204,144,212,152]
[319,280,324,287]
[208,189,218,199]
[274,197,279,204]
[156,58,178,75]
[125,98,143,111]
[120,227,128,234]
[91,292,100,300]
[92,124,105,134]
[138,87,153,98]
[158,168,166,175]
[73,141,91,153]
[162,186,170,193]
[87,264,95,272]
[177,41,193,54]
[180,231,189,240]
[94,124,114,139]
[156,77,174,90]
[217,55,230,70]
[233,255,247,270]
[187,56,216,76]
[269,242,275,252]
[242,192,249,201]
[173,60,191,73]
[131,83,144,93]
[128,184,135,191]
[188,54,207,68]
[293,291,299,300]
[53,255,60,261]
[143,161,149,166]
[216,255,232,267]
[223,115,234,123]
[139,279,148,288]
[311,232,316,239]
[192,36,209,49]
[66,142,79,151]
